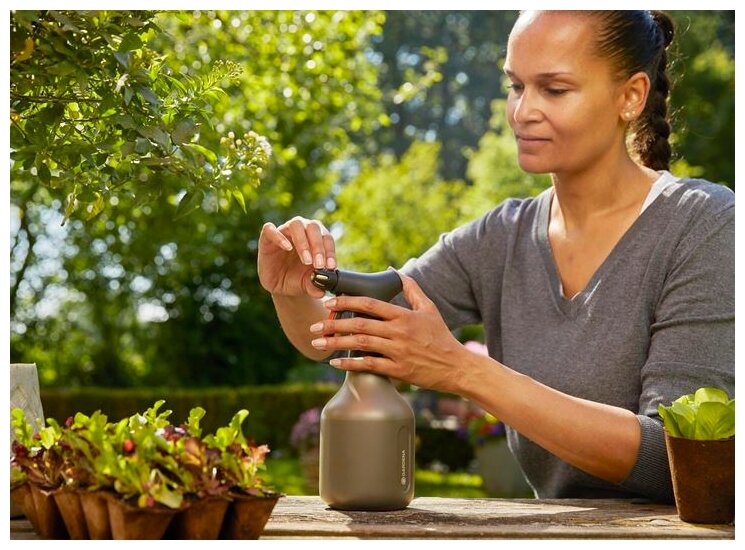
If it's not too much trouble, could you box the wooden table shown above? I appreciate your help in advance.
[10,496,734,539]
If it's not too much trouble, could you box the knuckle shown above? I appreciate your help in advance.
[362,297,376,312]
[351,317,366,332]
[355,334,370,348]
[307,220,324,235]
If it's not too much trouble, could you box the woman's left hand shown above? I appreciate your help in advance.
[309,273,467,393]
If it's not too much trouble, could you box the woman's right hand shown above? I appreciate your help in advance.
[258,217,337,300]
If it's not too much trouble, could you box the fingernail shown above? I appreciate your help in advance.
[314,254,325,268]
[329,359,341,367]
[282,240,293,251]
[302,250,312,265]
[309,322,323,333]
[324,298,336,308]
[327,257,337,269]
[311,338,327,349]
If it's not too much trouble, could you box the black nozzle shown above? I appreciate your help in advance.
[311,268,402,302]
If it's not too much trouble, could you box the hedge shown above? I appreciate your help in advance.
[39,383,338,454]
[39,384,476,469]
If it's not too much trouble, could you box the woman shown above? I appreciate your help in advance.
[257,11,734,502]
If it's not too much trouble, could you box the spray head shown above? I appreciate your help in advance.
[311,268,402,302]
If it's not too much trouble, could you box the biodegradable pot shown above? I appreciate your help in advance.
[106,494,180,540]
[79,490,113,539]
[220,492,281,540]
[53,488,89,539]
[166,495,231,540]
[665,432,735,524]
[29,484,69,539]
[11,483,38,530]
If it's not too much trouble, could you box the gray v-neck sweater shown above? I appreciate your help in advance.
[398,178,734,502]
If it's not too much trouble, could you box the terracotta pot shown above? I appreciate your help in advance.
[665,432,735,524]
[79,490,113,539]
[106,494,180,540]
[165,495,231,539]
[220,492,281,539]
[11,483,38,529]
[53,487,89,539]
[29,484,69,539]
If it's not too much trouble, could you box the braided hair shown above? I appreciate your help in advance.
[588,11,675,171]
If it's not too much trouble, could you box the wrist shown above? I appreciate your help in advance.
[451,345,502,400]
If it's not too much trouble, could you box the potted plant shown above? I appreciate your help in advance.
[98,401,187,539]
[658,386,735,524]
[10,409,69,539]
[162,406,233,539]
[47,415,101,539]
[11,400,282,539]
[63,410,116,539]
[289,407,322,493]
[206,409,282,539]
[458,410,532,497]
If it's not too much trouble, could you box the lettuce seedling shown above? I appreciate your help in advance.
[658,387,735,440]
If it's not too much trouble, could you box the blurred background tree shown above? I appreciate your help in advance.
[9,10,734,389]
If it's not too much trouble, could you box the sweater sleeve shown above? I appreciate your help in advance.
[620,198,735,502]
[396,218,484,330]
[395,202,514,331]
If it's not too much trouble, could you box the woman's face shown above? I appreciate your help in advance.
[504,12,627,176]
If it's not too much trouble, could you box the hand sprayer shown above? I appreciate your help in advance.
[310,268,415,510]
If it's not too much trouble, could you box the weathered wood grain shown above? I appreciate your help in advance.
[11,496,734,539]
[262,496,734,539]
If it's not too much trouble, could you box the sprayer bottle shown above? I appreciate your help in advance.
[311,268,415,511]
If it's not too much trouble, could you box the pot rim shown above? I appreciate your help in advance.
[663,430,735,442]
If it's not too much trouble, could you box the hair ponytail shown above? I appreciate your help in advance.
[589,11,676,170]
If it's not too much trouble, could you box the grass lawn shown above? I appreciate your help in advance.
[263,456,489,498]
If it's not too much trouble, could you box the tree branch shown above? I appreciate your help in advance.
[10,92,102,104]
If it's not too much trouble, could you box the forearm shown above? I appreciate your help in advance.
[272,293,331,362]
[455,352,641,484]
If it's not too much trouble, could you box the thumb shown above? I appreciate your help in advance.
[400,273,434,311]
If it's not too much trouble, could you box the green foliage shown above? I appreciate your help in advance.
[11,10,388,387]
[375,12,518,180]
[152,10,387,209]
[658,387,735,440]
[328,141,465,271]
[668,11,735,189]
[204,410,272,494]
[11,401,276,508]
[11,408,38,448]
[10,11,270,221]
[11,412,64,489]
